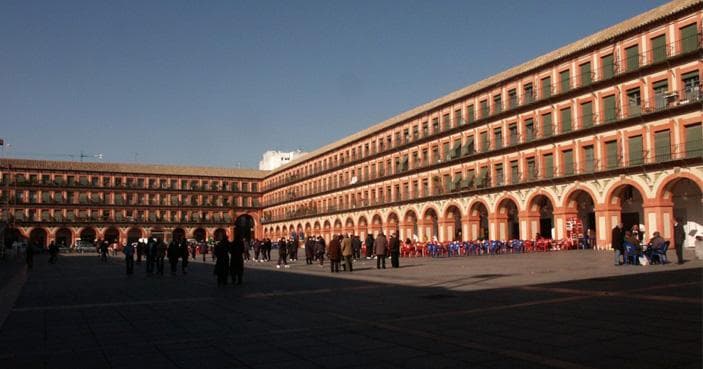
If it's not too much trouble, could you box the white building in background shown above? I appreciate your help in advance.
[258,150,307,171]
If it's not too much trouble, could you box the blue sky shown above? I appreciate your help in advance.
[1,0,668,169]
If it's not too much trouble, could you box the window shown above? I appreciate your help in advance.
[605,140,619,169]
[652,79,669,110]
[510,160,519,184]
[543,154,554,179]
[463,136,475,156]
[628,136,644,166]
[603,95,617,123]
[541,76,551,99]
[526,157,536,180]
[561,107,572,133]
[494,163,504,186]
[422,122,429,137]
[480,131,489,152]
[685,123,702,158]
[432,118,439,134]
[467,105,475,123]
[580,62,592,86]
[508,89,517,109]
[493,94,502,114]
[682,71,700,99]
[442,113,451,131]
[625,45,639,71]
[680,23,699,53]
[582,145,595,173]
[508,123,518,145]
[480,100,489,118]
[494,128,503,149]
[524,83,534,103]
[581,101,593,128]
[601,54,615,80]
[542,112,552,137]
[560,70,570,93]
[562,150,574,176]
[450,140,461,159]
[626,87,641,117]
[442,142,450,161]
[454,109,463,126]
[525,119,535,142]
[654,130,671,162]
[651,34,666,63]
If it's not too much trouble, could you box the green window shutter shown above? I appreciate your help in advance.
[606,141,619,169]
[580,62,592,86]
[463,137,475,156]
[628,136,643,166]
[583,146,594,172]
[563,150,574,175]
[510,162,519,184]
[561,108,572,133]
[680,23,699,53]
[627,88,641,117]
[542,113,552,137]
[525,119,534,141]
[541,76,551,99]
[603,95,616,123]
[581,102,593,128]
[509,124,518,145]
[526,159,536,180]
[494,128,503,149]
[543,154,554,179]
[478,167,488,188]
[560,70,570,93]
[653,80,669,110]
[467,105,475,123]
[480,100,489,118]
[655,130,671,162]
[480,131,489,152]
[601,54,614,80]
[685,124,702,158]
[626,45,639,71]
[651,35,666,63]
[494,95,502,114]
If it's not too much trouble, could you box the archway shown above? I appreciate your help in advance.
[214,228,228,242]
[235,214,255,241]
[304,222,312,237]
[403,210,419,241]
[564,190,596,242]
[357,216,368,238]
[80,227,97,244]
[496,198,520,240]
[387,212,400,237]
[345,217,355,236]
[422,208,439,241]
[193,228,207,242]
[127,228,143,244]
[333,218,343,236]
[104,227,120,244]
[323,220,332,241]
[660,177,702,245]
[371,214,383,237]
[609,184,644,234]
[313,221,321,237]
[29,228,48,248]
[529,195,554,239]
[55,228,73,247]
[275,226,281,239]
[468,202,489,240]
[444,205,462,241]
[172,227,186,241]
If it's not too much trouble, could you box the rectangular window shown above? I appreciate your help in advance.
[422,122,429,137]
[601,54,615,80]
[626,87,641,117]
[478,167,488,188]
[651,34,667,63]
[581,101,593,128]
[525,119,535,142]
[628,135,644,166]
[580,62,592,86]
[480,131,489,152]
[561,107,572,133]
[603,95,617,123]
[653,79,669,110]
[542,112,553,138]
[560,70,570,93]
[432,118,439,134]
[451,140,461,159]
[626,45,639,71]
[685,123,702,158]
[682,71,700,99]
[508,123,518,145]
[583,145,595,173]
[508,89,517,109]
[463,136,475,156]
[443,142,450,161]
[510,160,519,184]
[467,105,475,123]
[494,163,504,186]
[454,109,463,126]
[541,76,551,99]
[680,23,699,53]
[494,128,503,149]
[526,157,536,180]
[605,140,619,169]
[524,83,534,103]
[480,100,489,118]
[442,113,451,131]
[562,150,574,176]
[493,94,502,114]
[543,154,554,179]
[655,130,671,162]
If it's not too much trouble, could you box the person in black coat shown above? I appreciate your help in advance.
[230,237,245,284]
[315,236,326,266]
[145,238,157,274]
[611,222,624,266]
[365,234,374,259]
[389,233,401,268]
[304,237,314,264]
[214,239,230,286]
[263,238,272,261]
[277,237,288,268]
[136,239,144,264]
[25,241,34,269]
[177,238,189,274]
[351,235,362,260]
[674,217,686,264]
[167,239,180,275]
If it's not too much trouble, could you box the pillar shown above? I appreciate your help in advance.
[552,207,578,241]
[490,212,509,240]
[594,204,621,251]
[642,199,674,240]
[518,210,540,240]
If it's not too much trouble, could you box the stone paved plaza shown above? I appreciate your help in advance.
[0,249,700,369]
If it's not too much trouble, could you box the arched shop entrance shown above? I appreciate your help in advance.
[55,228,73,247]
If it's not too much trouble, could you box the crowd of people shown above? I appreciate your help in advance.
[610,218,686,266]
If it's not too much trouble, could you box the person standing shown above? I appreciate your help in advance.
[230,237,245,285]
[304,236,314,265]
[389,233,400,268]
[214,238,230,286]
[315,236,326,266]
[327,235,342,273]
[48,241,59,264]
[341,234,353,272]
[263,238,272,262]
[167,239,180,275]
[674,217,686,264]
[611,222,624,266]
[374,232,388,269]
[253,238,262,262]
[277,237,289,269]
[365,233,375,259]
[136,239,144,264]
[177,237,189,274]
[25,241,34,269]
[351,235,362,261]
[99,238,109,263]
[156,238,166,275]
[123,242,135,275]
[145,238,156,274]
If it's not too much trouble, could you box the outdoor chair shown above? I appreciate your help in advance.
[649,241,669,264]
[623,242,640,265]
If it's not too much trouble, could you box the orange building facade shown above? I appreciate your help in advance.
[260,1,703,250]
[0,159,265,247]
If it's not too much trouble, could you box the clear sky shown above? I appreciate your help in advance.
[1,0,669,169]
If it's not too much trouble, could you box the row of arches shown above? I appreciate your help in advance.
[263,174,702,250]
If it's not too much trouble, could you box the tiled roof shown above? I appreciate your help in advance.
[0,158,269,179]
[268,0,702,176]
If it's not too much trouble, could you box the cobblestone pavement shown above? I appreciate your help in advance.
[0,249,700,369]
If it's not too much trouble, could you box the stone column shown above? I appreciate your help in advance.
[642,199,674,240]
[518,210,540,240]
[594,204,621,251]
[552,207,578,240]
[489,212,509,240]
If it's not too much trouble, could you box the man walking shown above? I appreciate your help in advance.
[48,241,59,264]
[374,232,388,269]
[611,222,624,266]
[674,217,685,264]
[177,237,189,274]
[327,235,342,273]
[145,238,156,274]
[156,238,166,275]
[389,233,400,268]
[351,235,362,260]
[99,238,109,263]
[341,234,353,272]
[365,233,375,259]
[277,237,289,269]
[123,242,135,275]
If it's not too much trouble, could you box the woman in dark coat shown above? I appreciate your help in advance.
[230,237,245,285]
[327,235,342,273]
[214,239,230,286]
